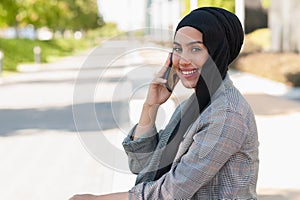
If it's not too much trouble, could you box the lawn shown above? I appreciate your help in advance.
[0,37,96,72]
[0,23,121,72]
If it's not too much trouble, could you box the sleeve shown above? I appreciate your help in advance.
[122,98,185,175]
[122,124,159,174]
[128,110,248,200]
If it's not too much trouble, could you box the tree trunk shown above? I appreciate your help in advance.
[269,0,300,53]
[291,0,300,53]
[14,19,20,38]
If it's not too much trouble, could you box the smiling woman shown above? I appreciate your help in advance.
[172,27,209,89]
[70,6,259,200]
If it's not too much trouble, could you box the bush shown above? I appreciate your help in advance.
[0,36,96,71]
[286,72,300,87]
[0,24,123,72]
[231,28,300,87]
[87,23,123,39]
[0,24,119,71]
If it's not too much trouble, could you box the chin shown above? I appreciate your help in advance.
[181,81,196,89]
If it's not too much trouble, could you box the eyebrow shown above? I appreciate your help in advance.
[173,41,203,46]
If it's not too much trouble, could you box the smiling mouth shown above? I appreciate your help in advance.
[180,69,198,75]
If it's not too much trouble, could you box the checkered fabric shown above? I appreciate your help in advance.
[123,75,259,200]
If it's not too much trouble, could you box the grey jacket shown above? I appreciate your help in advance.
[123,75,259,200]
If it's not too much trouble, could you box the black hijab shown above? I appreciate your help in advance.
[175,7,244,112]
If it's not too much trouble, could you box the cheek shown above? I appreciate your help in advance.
[195,54,209,67]
[204,52,210,61]
[173,56,179,70]
[172,55,180,68]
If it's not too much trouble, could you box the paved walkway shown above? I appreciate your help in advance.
[0,40,300,200]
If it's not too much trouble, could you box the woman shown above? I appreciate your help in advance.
[70,7,259,200]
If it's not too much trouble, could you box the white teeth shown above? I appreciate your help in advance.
[181,69,197,75]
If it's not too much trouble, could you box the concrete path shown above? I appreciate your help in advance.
[0,39,300,200]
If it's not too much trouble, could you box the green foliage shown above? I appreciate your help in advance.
[0,0,102,31]
[181,0,191,16]
[181,0,235,17]
[64,0,101,31]
[198,0,235,13]
[0,23,121,71]
[0,37,93,71]
[286,72,300,87]
[0,0,20,27]
[261,0,271,9]
[97,23,122,37]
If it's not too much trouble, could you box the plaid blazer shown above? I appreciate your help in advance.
[123,75,259,200]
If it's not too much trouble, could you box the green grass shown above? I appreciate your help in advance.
[0,37,95,71]
[0,23,121,72]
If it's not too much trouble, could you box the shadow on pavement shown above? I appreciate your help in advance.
[0,101,129,137]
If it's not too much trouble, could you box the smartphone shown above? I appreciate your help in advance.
[164,52,177,92]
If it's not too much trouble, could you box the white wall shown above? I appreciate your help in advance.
[98,0,181,33]
[98,0,146,31]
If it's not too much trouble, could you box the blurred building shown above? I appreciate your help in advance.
[97,0,181,33]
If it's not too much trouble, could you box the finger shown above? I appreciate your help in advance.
[156,64,169,78]
[152,77,167,85]
[156,53,172,77]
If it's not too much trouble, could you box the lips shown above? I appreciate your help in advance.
[180,68,199,78]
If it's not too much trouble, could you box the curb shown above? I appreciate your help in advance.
[229,70,300,102]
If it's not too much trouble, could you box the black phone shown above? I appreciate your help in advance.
[164,52,177,92]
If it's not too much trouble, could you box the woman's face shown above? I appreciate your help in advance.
[173,26,209,89]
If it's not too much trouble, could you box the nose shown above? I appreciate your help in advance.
[178,54,192,66]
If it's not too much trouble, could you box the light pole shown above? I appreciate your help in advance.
[33,46,41,64]
[190,0,198,11]
[0,50,3,76]
[235,0,245,31]
[146,0,152,35]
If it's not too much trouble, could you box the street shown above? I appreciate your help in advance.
[0,39,300,200]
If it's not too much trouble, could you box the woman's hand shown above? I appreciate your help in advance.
[133,53,177,138]
[144,53,174,107]
[69,194,97,200]
[69,192,128,200]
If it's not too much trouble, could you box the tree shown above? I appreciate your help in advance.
[23,0,101,31]
[19,0,71,30]
[0,0,24,37]
[0,0,102,33]
[66,0,101,31]
[269,0,300,53]
[0,0,20,27]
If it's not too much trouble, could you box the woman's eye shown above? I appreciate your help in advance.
[191,47,202,52]
[173,47,182,53]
